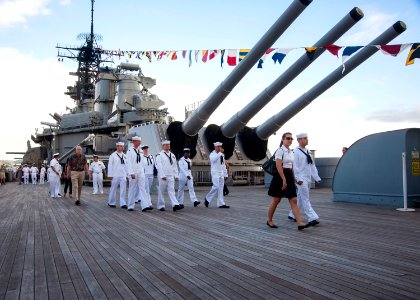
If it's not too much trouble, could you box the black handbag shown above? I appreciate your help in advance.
[262,149,282,175]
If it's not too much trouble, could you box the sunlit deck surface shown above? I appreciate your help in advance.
[0,183,419,300]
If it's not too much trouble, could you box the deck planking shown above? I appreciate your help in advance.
[0,183,419,299]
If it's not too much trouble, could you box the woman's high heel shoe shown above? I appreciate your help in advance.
[298,224,309,230]
[266,221,278,228]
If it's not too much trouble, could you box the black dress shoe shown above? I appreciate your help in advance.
[266,221,278,228]
[308,220,320,226]
[204,198,209,208]
[128,208,134,211]
[298,225,306,231]
[159,208,165,211]
[288,216,297,222]
[121,205,128,209]
[179,204,185,209]
[75,200,81,206]
[108,204,116,208]
[142,208,147,212]
[173,205,180,212]
[147,206,154,211]
[218,205,230,208]
[194,201,201,207]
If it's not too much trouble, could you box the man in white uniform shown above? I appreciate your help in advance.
[288,133,321,226]
[49,153,61,198]
[155,140,181,212]
[89,155,106,194]
[177,148,200,208]
[108,142,128,208]
[141,145,155,195]
[22,164,30,184]
[39,165,46,184]
[126,136,153,212]
[205,142,229,208]
[30,165,38,184]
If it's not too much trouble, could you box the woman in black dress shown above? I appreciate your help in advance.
[267,132,307,230]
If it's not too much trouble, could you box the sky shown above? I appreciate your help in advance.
[0,0,419,160]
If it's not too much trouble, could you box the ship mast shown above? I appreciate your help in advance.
[56,0,106,104]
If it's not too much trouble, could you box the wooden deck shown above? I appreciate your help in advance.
[0,183,419,299]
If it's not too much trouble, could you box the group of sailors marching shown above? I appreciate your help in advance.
[20,164,46,185]
[105,137,230,212]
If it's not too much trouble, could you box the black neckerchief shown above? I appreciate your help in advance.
[185,158,191,170]
[133,148,141,163]
[144,155,153,165]
[220,155,224,164]
[298,148,313,164]
[116,152,125,164]
[164,152,173,165]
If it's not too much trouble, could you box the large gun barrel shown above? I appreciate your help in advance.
[167,0,313,158]
[221,7,364,139]
[239,21,407,161]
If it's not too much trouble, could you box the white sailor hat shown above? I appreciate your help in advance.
[161,140,170,145]
[183,148,190,152]
[141,145,149,150]
[213,142,223,147]
[116,142,125,146]
[53,153,60,157]
[93,154,98,158]
[132,136,141,141]
[296,133,308,139]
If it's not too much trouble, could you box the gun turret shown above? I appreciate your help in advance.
[237,21,406,161]
[166,0,313,158]
[205,7,364,159]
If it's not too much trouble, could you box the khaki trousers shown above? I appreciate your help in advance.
[71,171,85,200]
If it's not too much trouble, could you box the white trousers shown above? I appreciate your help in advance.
[289,181,319,222]
[55,179,61,196]
[145,174,154,194]
[31,174,37,184]
[92,173,104,194]
[205,175,225,207]
[39,173,45,184]
[49,175,59,197]
[177,176,197,204]
[108,177,127,207]
[128,174,152,210]
[157,176,179,209]
[23,173,29,184]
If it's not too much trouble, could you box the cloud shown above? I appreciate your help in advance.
[366,105,420,122]
[0,48,74,160]
[0,0,51,29]
[59,0,71,5]
[340,9,398,44]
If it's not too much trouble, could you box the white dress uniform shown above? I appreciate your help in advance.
[155,150,179,209]
[108,151,128,207]
[288,146,321,222]
[205,150,228,207]
[49,159,60,197]
[55,164,62,197]
[177,157,197,204]
[22,166,30,184]
[126,146,152,210]
[89,161,106,194]
[142,154,155,194]
[30,166,38,184]
[39,167,46,184]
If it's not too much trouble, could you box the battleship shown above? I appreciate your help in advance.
[8,0,408,187]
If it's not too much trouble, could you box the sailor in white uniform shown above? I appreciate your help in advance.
[126,136,153,212]
[22,164,30,184]
[55,163,62,197]
[141,145,155,195]
[155,140,181,211]
[30,165,38,184]
[177,148,200,207]
[205,142,229,208]
[288,133,321,226]
[39,165,46,184]
[49,153,61,198]
[89,155,106,194]
[108,142,128,208]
